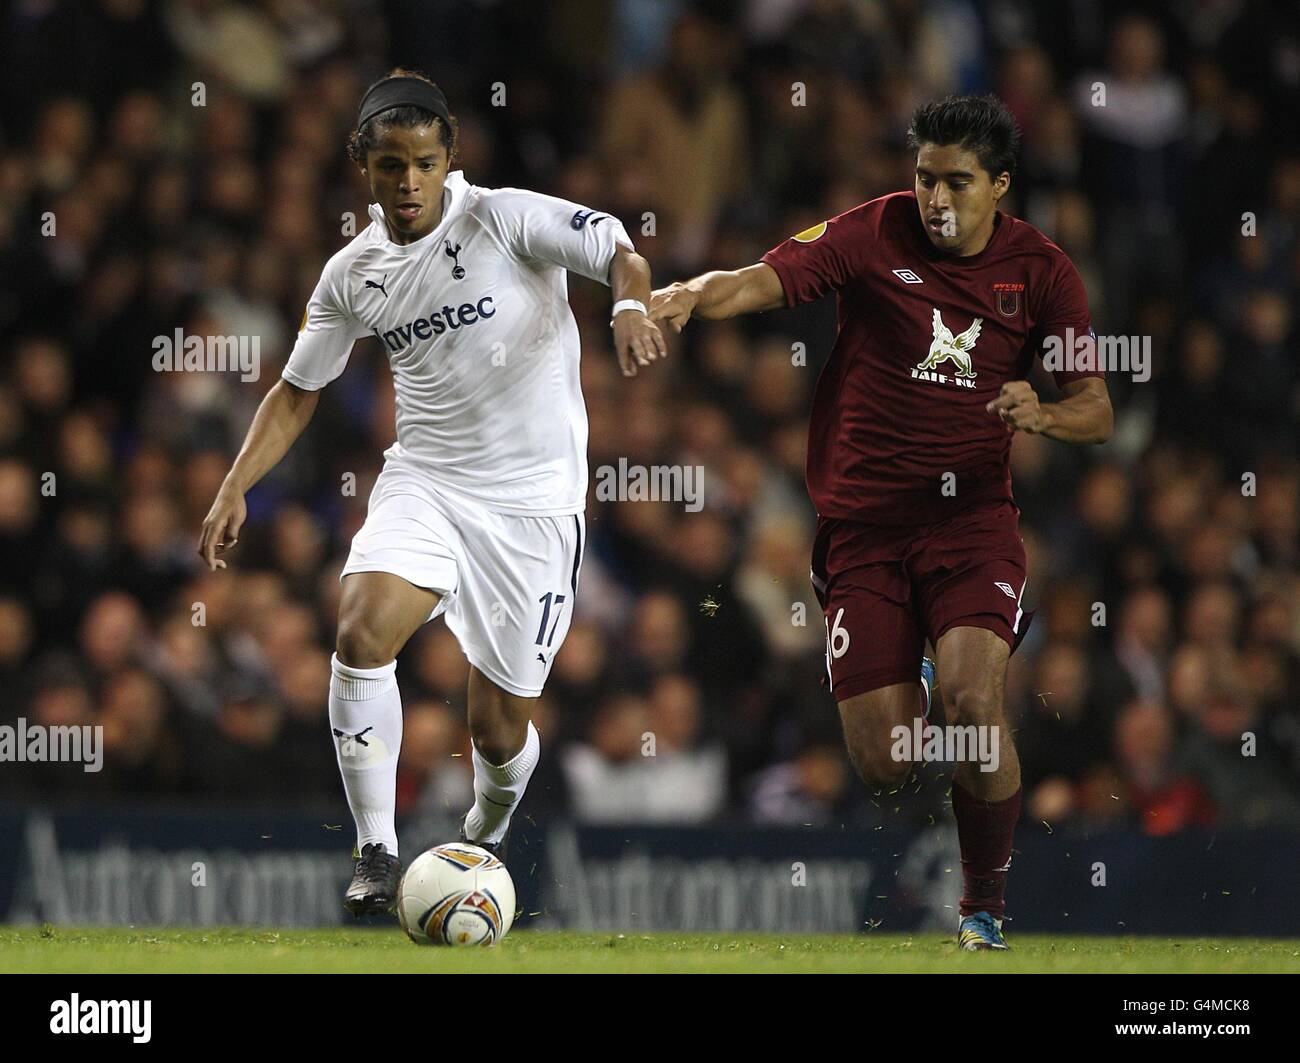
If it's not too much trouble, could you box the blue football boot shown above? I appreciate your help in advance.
[957,911,1010,951]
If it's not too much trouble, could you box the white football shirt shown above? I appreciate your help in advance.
[283,170,633,514]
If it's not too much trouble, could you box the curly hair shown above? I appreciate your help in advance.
[345,67,459,166]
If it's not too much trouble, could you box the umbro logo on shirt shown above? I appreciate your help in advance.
[893,268,924,284]
[364,275,389,298]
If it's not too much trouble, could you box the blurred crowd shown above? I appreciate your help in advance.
[0,0,1297,834]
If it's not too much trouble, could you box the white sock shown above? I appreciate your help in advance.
[464,721,540,845]
[329,653,402,857]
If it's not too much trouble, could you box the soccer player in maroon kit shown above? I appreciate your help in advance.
[651,95,1113,950]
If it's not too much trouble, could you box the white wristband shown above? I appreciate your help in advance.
[610,299,647,323]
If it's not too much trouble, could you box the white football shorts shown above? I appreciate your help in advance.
[340,455,585,697]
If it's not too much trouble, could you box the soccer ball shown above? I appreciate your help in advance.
[397,842,516,946]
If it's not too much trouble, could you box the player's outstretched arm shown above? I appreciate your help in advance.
[650,263,785,332]
[608,245,668,377]
[198,379,320,570]
[985,377,1113,444]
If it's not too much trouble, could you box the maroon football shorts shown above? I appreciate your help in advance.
[810,500,1033,703]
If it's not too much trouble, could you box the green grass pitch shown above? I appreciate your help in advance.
[3,927,1299,973]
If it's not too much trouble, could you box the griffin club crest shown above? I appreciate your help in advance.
[913,308,981,388]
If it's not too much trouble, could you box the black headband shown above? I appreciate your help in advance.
[357,77,451,131]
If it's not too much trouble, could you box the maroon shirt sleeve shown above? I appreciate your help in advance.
[761,206,874,306]
[1037,253,1102,387]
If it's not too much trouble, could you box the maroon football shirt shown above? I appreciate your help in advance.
[762,191,1100,526]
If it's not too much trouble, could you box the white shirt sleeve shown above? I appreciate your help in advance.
[282,256,369,391]
[472,187,634,284]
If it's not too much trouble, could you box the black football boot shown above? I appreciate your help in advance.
[343,842,402,915]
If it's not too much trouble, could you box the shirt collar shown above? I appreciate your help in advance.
[367,170,468,250]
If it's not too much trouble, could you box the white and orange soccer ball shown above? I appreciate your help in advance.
[397,842,516,946]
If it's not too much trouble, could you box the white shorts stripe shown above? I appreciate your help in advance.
[1012,577,1027,634]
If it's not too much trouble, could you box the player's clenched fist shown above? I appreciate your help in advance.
[649,282,699,333]
[612,309,667,378]
[986,380,1049,434]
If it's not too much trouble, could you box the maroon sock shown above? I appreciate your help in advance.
[951,780,1021,919]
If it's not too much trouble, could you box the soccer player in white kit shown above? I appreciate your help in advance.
[198,70,666,913]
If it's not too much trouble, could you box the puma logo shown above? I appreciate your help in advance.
[364,275,389,298]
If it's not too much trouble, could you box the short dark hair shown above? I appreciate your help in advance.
[906,94,1021,179]
[346,67,458,165]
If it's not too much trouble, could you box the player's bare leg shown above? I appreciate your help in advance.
[936,626,1019,799]
[458,666,540,864]
[836,681,925,792]
[337,571,440,669]
[334,571,440,913]
[935,625,1018,949]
